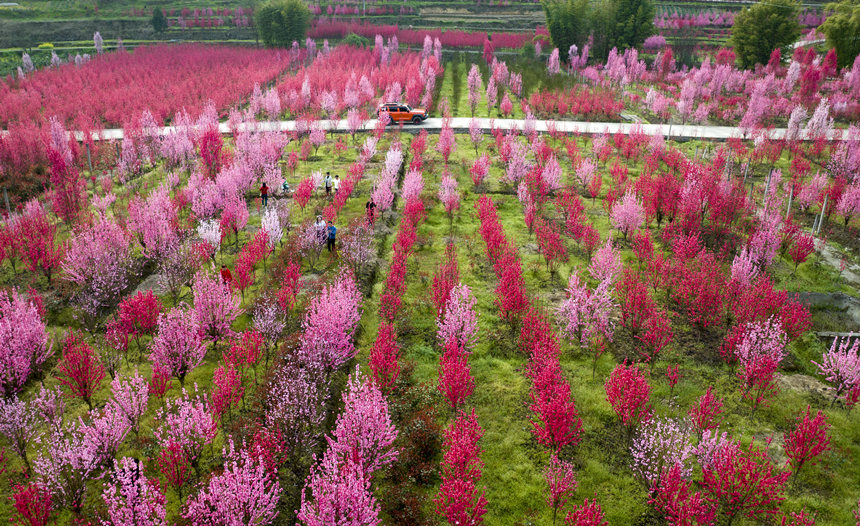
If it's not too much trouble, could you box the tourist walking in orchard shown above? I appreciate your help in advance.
[260,182,269,207]
[366,197,376,224]
[333,174,341,195]
[324,172,333,197]
[327,220,337,255]
[220,264,232,286]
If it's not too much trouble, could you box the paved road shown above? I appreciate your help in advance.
[47,117,847,142]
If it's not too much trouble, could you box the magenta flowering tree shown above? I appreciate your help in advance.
[735,317,787,411]
[470,153,490,188]
[439,336,475,411]
[107,370,150,435]
[328,367,399,476]
[150,305,207,386]
[102,457,167,526]
[783,406,830,481]
[184,443,280,526]
[435,408,487,526]
[299,270,362,370]
[219,193,249,249]
[610,189,645,241]
[154,387,217,472]
[193,272,241,349]
[437,283,478,351]
[0,288,52,396]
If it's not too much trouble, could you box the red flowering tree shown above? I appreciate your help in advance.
[435,409,487,526]
[438,336,475,411]
[604,362,652,438]
[783,406,830,481]
[55,331,105,410]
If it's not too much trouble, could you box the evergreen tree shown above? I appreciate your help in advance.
[151,8,168,33]
[730,0,801,69]
[255,0,312,48]
[609,0,655,51]
[820,0,860,68]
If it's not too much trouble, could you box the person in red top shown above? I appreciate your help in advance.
[220,264,233,285]
[260,182,269,207]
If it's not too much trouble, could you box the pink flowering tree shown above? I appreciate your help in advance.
[154,387,217,473]
[813,336,860,406]
[328,367,399,476]
[557,271,616,349]
[610,189,645,241]
[0,396,39,473]
[184,443,280,525]
[436,121,456,166]
[62,216,132,323]
[544,454,577,526]
[107,370,150,435]
[470,154,490,188]
[735,317,787,412]
[437,283,478,351]
[297,450,380,526]
[0,288,52,396]
[299,270,362,371]
[629,417,693,490]
[589,240,622,283]
[150,306,207,386]
[439,173,461,226]
[193,272,241,349]
[102,457,167,525]
[467,64,483,116]
[469,117,483,154]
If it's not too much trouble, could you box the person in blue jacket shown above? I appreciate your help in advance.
[326,220,337,255]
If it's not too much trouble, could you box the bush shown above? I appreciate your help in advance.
[255,0,312,48]
[521,41,536,59]
[342,32,371,48]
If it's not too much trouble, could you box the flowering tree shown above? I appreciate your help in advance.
[701,439,789,524]
[548,48,561,74]
[544,454,577,526]
[437,283,478,351]
[150,306,207,386]
[689,387,724,439]
[55,331,104,410]
[159,441,189,500]
[610,189,645,240]
[735,318,787,412]
[469,117,483,154]
[17,202,64,284]
[299,270,362,370]
[605,362,652,438]
[470,154,490,188]
[813,336,860,406]
[370,322,400,394]
[589,240,622,284]
[467,64,483,116]
[433,243,460,317]
[107,370,149,435]
[184,445,280,526]
[435,409,487,526]
[193,273,241,349]
[630,418,693,489]
[439,173,461,224]
[0,396,38,473]
[103,457,167,526]
[117,290,161,358]
[297,451,379,526]
[11,482,52,526]
[439,336,475,411]
[220,193,249,249]
[329,367,398,476]
[565,498,607,526]
[154,387,217,472]
[437,121,456,165]
[62,215,132,321]
[0,288,52,396]
[783,406,830,481]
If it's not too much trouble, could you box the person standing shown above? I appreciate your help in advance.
[324,172,333,197]
[333,175,341,195]
[220,264,233,285]
[365,197,376,224]
[326,220,337,254]
[315,215,327,239]
[260,182,269,207]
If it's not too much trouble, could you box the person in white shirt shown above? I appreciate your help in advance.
[333,175,341,195]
